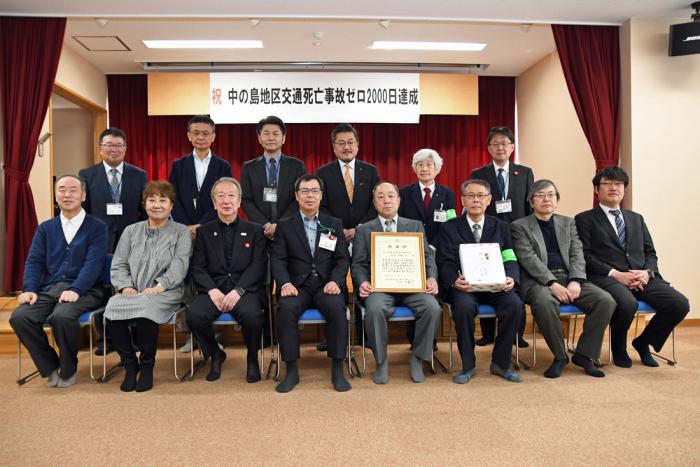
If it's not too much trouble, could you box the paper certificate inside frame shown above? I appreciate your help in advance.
[371,232,426,293]
[459,243,507,292]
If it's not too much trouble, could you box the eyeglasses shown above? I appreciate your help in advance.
[489,141,512,148]
[599,181,625,188]
[532,192,557,200]
[100,143,126,149]
[215,193,239,200]
[190,131,213,138]
[298,188,322,195]
[463,193,490,200]
[334,140,357,147]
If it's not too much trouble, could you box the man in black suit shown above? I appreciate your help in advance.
[399,148,456,248]
[575,167,688,368]
[187,178,267,382]
[80,127,147,355]
[438,179,523,384]
[241,115,306,241]
[271,174,351,393]
[169,115,232,240]
[471,126,533,347]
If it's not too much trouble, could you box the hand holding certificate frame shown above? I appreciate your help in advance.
[459,243,507,292]
[371,232,426,293]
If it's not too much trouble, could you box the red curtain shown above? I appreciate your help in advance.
[108,75,515,212]
[1,17,66,292]
[552,25,620,173]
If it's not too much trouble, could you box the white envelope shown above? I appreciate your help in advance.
[459,243,507,292]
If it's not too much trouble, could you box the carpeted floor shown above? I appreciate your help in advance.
[2,327,700,466]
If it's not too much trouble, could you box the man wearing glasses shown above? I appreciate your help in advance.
[79,127,147,355]
[471,126,533,347]
[512,179,615,378]
[575,167,688,368]
[271,174,351,393]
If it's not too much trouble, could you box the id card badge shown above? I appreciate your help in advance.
[106,203,123,215]
[496,199,513,214]
[433,210,447,223]
[318,232,337,251]
[263,187,278,203]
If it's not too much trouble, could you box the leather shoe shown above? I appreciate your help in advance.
[206,351,227,381]
[475,337,494,347]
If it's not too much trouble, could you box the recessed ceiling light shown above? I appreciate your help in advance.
[370,41,486,51]
[143,40,263,49]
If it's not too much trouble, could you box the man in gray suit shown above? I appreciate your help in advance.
[352,182,442,384]
[511,179,615,378]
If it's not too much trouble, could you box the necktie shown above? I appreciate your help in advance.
[344,163,354,202]
[384,219,394,232]
[423,187,431,216]
[610,209,626,248]
[109,168,120,202]
[472,223,481,243]
[268,158,278,187]
[497,168,506,199]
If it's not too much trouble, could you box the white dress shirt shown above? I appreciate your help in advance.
[103,161,124,185]
[193,150,212,190]
[61,209,86,244]
[338,158,356,185]
[419,181,436,200]
[492,161,510,199]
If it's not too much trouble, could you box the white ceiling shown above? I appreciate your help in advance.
[1,0,694,76]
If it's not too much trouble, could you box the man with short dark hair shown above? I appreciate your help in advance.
[471,126,533,347]
[575,167,688,368]
[271,174,351,393]
[10,175,107,388]
[241,115,306,241]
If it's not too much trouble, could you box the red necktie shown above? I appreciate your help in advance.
[424,187,431,216]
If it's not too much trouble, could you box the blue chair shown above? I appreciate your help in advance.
[16,255,113,385]
[355,303,448,376]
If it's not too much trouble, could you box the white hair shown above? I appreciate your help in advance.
[411,148,443,174]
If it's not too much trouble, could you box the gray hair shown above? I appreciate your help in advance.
[211,177,242,199]
[460,179,491,195]
[411,148,443,173]
[55,174,86,192]
[528,179,561,203]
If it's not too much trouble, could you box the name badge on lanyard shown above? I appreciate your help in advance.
[106,203,123,215]
[264,187,278,203]
[319,232,337,251]
[496,199,512,214]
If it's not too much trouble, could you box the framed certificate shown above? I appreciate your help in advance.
[371,232,426,293]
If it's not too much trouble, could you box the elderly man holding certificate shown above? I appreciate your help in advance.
[352,182,442,384]
[437,179,523,384]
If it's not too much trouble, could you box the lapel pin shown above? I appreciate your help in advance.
[241,232,247,236]
[245,243,250,248]
[514,170,519,176]
[213,232,218,236]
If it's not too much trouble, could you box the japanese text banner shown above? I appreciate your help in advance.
[209,72,420,123]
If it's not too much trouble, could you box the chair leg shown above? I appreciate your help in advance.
[88,316,97,381]
[99,315,123,383]
[174,313,194,381]
[517,316,536,371]
[635,313,677,366]
[16,337,41,386]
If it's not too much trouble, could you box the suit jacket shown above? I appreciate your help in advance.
[191,218,267,299]
[271,213,349,298]
[574,206,659,280]
[168,153,232,226]
[471,163,534,223]
[437,214,520,291]
[240,154,306,224]
[79,162,147,253]
[511,214,586,297]
[317,159,380,229]
[351,216,437,288]
[398,182,456,247]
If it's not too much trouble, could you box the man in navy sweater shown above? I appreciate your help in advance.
[10,174,107,388]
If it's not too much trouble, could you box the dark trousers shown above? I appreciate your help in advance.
[10,283,103,378]
[478,303,526,342]
[186,292,264,359]
[276,277,347,362]
[449,289,522,371]
[108,318,159,371]
[592,276,689,354]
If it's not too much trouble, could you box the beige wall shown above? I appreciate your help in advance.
[54,46,107,109]
[52,108,94,176]
[516,51,596,217]
[622,19,700,317]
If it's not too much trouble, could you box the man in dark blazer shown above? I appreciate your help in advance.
[437,179,523,384]
[317,123,380,244]
[351,182,442,385]
[241,115,306,241]
[575,167,688,368]
[271,174,351,393]
[471,126,533,347]
[187,178,267,383]
[398,148,456,248]
[512,179,615,378]
[80,127,146,355]
[169,115,232,240]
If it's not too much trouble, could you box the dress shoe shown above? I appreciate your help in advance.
[612,350,633,368]
[316,339,328,352]
[632,338,660,367]
[46,369,60,388]
[453,368,476,384]
[490,362,523,382]
[475,337,494,347]
[206,351,227,381]
[57,373,77,388]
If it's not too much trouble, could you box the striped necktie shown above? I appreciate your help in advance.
[609,209,626,248]
[472,224,481,243]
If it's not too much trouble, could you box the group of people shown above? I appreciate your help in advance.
[10,116,689,394]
